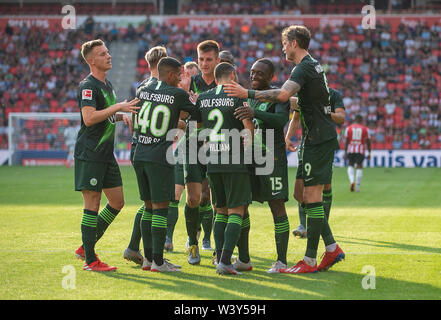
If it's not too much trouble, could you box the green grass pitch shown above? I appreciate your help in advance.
[0,166,440,300]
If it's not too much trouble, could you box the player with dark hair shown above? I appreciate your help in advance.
[232,58,291,273]
[133,57,197,272]
[124,46,168,264]
[184,40,220,265]
[345,114,371,192]
[195,62,254,275]
[74,39,139,272]
[224,25,345,273]
[219,50,235,66]
[163,60,198,252]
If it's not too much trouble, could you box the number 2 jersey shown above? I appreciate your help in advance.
[195,85,249,173]
[133,80,196,166]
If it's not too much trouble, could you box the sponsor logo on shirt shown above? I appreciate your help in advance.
[82,89,93,100]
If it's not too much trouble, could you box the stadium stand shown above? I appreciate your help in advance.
[1,8,441,151]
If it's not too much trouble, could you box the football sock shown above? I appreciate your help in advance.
[200,203,213,241]
[303,256,317,267]
[81,209,98,264]
[298,202,306,227]
[355,168,363,189]
[305,202,325,259]
[141,208,153,262]
[326,243,337,252]
[321,211,336,247]
[166,200,179,240]
[347,166,355,184]
[220,214,242,265]
[128,204,144,251]
[96,204,120,242]
[213,213,228,263]
[322,188,332,220]
[151,208,168,266]
[185,204,200,246]
[274,214,290,266]
[236,211,250,263]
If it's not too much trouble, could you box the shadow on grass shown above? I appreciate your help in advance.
[338,236,441,255]
[100,253,441,300]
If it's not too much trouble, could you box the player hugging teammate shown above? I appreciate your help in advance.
[74,25,347,275]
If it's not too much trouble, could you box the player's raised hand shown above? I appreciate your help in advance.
[179,69,191,92]
[223,80,248,98]
[117,98,140,113]
[189,90,199,104]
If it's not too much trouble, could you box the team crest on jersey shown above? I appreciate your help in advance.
[82,89,93,100]
[90,178,97,186]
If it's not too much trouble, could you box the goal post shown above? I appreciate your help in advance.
[8,112,132,166]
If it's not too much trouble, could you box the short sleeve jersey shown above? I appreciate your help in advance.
[247,97,290,165]
[290,54,337,146]
[345,123,370,154]
[196,85,249,173]
[133,80,196,166]
[330,88,345,112]
[75,74,117,163]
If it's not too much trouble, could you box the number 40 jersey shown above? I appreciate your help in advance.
[133,80,196,166]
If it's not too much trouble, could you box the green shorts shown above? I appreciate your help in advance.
[174,162,185,186]
[301,139,338,187]
[74,158,122,192]
[250,164,289,203]
[133,161,174,203]
[208,172,252,209]
[184,162,207,184]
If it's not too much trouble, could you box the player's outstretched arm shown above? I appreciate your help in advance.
[285,111,300,152]
[82,98,140,127]
[224,80,301,103]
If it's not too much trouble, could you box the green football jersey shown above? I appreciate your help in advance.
[178,73,218,156]
[133,80,196,166]
[247,95,290,165]
[132,77,158,145]
[196,85,249,173]
[330,88,344,112]
[190,73,217,94]
[290,54,337,146]
[75,74,117,163]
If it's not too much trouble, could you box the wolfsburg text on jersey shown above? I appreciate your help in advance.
[138,91,175,104]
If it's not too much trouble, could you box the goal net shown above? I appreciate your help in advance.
[8,113,132,166]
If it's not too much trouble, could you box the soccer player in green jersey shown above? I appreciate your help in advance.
[74,39,139,272]
[224,25,345,273]
[124,46,168,264]
[286,88,346,238]
[163,60,201,253]
[133,57,197,272]
[183,40,220,264]
[232,58,291,273]
[195,62,254,275]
